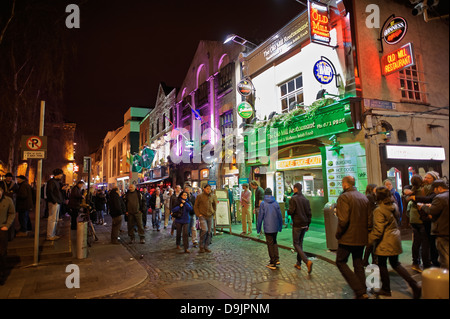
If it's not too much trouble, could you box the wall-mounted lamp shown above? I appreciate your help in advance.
[224,34,257,50]
[316,89,340,100]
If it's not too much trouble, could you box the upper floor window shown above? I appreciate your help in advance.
[196,81,209,107]
[218,62,234,94]
[279,74,304,113]
[220,111,233,136]
[399,55,427,104]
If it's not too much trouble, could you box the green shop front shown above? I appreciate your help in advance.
[244,97,368,223]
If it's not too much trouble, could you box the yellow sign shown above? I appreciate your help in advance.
[276,155,322,170]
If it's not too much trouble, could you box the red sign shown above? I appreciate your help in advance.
[308,0,331,45]
[381,43,414,76]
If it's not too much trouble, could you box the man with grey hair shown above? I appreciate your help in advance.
[335,176,371,299]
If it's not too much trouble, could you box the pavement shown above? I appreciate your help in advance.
[0,211,424,299]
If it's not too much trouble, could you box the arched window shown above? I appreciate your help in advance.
[218,54,229,70]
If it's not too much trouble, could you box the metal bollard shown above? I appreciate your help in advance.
[77,221,88,259]
[422,267,449,299]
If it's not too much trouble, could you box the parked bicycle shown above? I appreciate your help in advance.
[78,205,98,247]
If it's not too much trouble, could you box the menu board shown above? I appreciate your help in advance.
[275,172,285,203]
[325,143,368,203]
[215,199,231,227]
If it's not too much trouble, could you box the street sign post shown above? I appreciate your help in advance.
[21,135,47,160]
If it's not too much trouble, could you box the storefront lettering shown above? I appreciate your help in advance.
[381,43,414,76]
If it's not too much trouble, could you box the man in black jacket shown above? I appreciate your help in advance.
[46,169,64,240]
[15,176,34,237]
[109,187,126,244]
[288,183,313,273]
[68,181,85,230]
[123,184,147,244]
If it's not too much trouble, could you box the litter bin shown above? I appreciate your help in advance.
[323,202,338,251]
[77,219,88,259]
[422,267,449,299]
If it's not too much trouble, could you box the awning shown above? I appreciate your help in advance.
[137,176,169,185]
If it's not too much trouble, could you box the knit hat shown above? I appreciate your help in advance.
[264,188,273,196]
[432,180,448,190]
[427,171,439,181]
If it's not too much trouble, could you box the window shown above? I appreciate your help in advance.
[196,81,209,107]
[218,62,234,94]
[399,55,427,103]
[279,74,304,113]
[220,111,233,136]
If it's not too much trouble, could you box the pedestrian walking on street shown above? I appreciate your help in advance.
[0,187,16,285]
[288,183,313,273]
[170,185,182,236]
[363,184,378,266]
[15,175,33,237]
[185,185,198,247]
[163,188,173,229]
[68,181,85,230]
[109,187,126,244]
[194,184,216,253]
[404,175,431,272]
[418,180,449,269]
[172,191,193,253]
[46,169,64,241]
[240,183,252,235]
[250,180,265,237]
[149,187,163,231]
[123,184,147,244]
[257,188,283,270]
[335,176,371,299]
[405,171,441,267]
[94,189,107,225]
[383,179,403,223]
[368,186,422,299]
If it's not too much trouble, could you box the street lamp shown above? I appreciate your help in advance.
[224,34,257,50]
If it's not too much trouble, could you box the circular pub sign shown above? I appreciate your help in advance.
[383,16,408,45]
[313,59,334,85]
[237,101,254,119]
[237,79,254,96]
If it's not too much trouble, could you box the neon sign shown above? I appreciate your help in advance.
[308,0,330,45]
[381,42,414,76]
[382,17,408,45]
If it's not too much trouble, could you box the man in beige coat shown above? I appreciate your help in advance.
[194,184,216,253]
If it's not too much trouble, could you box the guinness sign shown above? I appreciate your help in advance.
[382,16,408,45]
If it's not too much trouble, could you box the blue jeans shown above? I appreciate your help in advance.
[199,216,213,249]
[292,227,309,266]
[18,209,32,232]
[152,209,161,230]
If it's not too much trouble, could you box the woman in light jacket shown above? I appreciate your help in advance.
[368,186,421,299]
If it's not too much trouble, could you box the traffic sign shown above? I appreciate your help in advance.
[21,135,47,160]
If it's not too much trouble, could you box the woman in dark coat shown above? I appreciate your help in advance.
[171,191,193,253]
[368,186,421,299]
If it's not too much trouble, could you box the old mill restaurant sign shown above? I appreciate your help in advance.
[308,0,331,45]
[246,98,356,161]
[381,42,414,76]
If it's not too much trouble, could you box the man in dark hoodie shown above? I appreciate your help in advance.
[257,188,283,270]
[288,183,313,274]
[15,175,34,236]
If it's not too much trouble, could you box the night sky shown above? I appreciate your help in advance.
[62,0,305,151]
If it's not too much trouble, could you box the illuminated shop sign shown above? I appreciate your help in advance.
[381,42,414,76]
[386,145,446,161]
[237,101,254,119]
[382,16,408,45]
[313,59,334,84]
[276,155,322,170]
[308,0,331,45]
[237,79,254,96]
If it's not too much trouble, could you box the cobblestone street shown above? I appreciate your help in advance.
[99,223,361,299]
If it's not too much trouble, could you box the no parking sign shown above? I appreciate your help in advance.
[21,135,47,159]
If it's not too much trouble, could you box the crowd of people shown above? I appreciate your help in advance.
[1,167,448,298]
[243,170,448,300]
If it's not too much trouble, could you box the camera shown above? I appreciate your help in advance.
[412,2,426,16]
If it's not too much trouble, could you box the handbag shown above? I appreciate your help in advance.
[172,207,183,219]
